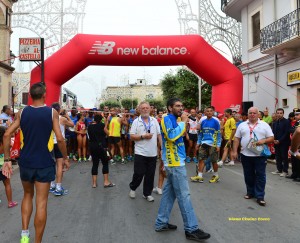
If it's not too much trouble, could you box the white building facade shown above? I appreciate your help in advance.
[223,0,300,114]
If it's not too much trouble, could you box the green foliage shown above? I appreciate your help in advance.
[99,100,120,110]
[121,98,138,109]
[160,68,212,109]
[146,99,165,111]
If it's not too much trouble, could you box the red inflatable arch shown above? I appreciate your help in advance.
[30,34,242,112]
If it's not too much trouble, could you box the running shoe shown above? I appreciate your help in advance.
[49,187,56,193]
[206,168,214,173]
[110,159,116,165]
[143,195,154,202]
[129,190,135,198]
[185,229,210,241]
[185,156,191,163]
[72,155,77,161]
[190,175,204,183]
[127,155,133,161]
[121,159,126,164]
[153,187,162,195]
[192,157,198,163]
[83,157,87,162]
[20,235,30,243]
[225,161,235,166]
[53,187,69,196]
[88,155,92,161]
[209,175,220,183]
[217,161,223,167]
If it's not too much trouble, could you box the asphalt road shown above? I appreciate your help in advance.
[0,160,299,243]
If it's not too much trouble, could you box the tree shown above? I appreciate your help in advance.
[146,98,165,111]
[160,68,212,110]
[160,71,178,102]
[99,100,120,110]
[121,98,138,110]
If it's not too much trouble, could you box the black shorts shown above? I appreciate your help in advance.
[188,133,198,142]
[54,144,63,159]
[0,172,8,181]
[19,165,56,183]
[108,136,121,144]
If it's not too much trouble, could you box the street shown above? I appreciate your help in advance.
[0,160,299,243]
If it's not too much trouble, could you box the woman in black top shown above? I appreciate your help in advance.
[87,114,115,188]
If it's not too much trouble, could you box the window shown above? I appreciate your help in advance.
[282,98,288,107]
[252,12,261,47]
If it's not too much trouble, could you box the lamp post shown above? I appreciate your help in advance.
[9,50,16,65]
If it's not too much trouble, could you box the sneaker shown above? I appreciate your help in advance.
[8,201,18,208]
[280,172,288,177]
[186,156,191,163]
[127,155,133,161]
[121,159,126,164]
[192,157,198,163]
[153,187,162,195]
[190,175,204,183]
[155,223,177,232]
[143,195,154,202]
[206,168,214,173]
[209,175,220,183]
[53,187,68,196]
[78,158,82,163]
[83,157,87,162]
[69,153,73,158]
[217,161,223,167]
[88,155,92,161]
[110,159,116,165]
[129,190,136,199]
[185,228,211,241]
[20,235,30,243]
[72,155,77,161]
[225,161,235,166]
[271,170,281,175]
[49,187,56,193]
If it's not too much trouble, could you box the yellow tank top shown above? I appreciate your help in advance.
[109,117,121,137]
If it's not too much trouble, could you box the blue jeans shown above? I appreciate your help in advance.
[155,166,199,233]
[241,154,267,199]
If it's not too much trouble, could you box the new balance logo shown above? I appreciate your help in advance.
[88,41,116,55]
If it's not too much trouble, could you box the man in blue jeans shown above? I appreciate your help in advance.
[155,98,210,242]
[232,107,274,207]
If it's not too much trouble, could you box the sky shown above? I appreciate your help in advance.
[11,0,229,108]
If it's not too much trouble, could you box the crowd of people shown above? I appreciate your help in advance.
[1,82,300,242]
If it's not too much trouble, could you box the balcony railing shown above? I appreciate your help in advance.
[261,8,300,53]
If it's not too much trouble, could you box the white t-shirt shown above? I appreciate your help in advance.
[235,119,274,157]
[130,116,161,157]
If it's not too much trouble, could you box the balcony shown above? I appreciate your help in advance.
[221,0,254,22]
[261,9,300,55]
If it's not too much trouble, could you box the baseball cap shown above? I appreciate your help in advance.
[294,109,300,115]
[129,109,135,114]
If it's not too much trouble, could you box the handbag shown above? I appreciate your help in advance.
[246,132,271,157]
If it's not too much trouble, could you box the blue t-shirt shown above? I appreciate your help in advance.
[198,117,221,147]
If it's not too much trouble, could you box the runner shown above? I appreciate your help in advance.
[186,109,199,163]
[75,113,87,162]
[2,82,69,243]
[67,107,78,161]
[0,126,18,208]
[88,114,115,188]
[50,103,74,196]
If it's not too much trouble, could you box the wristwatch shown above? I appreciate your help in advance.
[140,135,143,140]
[4,158,11,162]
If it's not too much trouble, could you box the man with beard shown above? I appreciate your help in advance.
[129,101,161,202]
[155,98,210,241]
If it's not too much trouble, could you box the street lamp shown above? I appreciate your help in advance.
[10,50,16,65]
